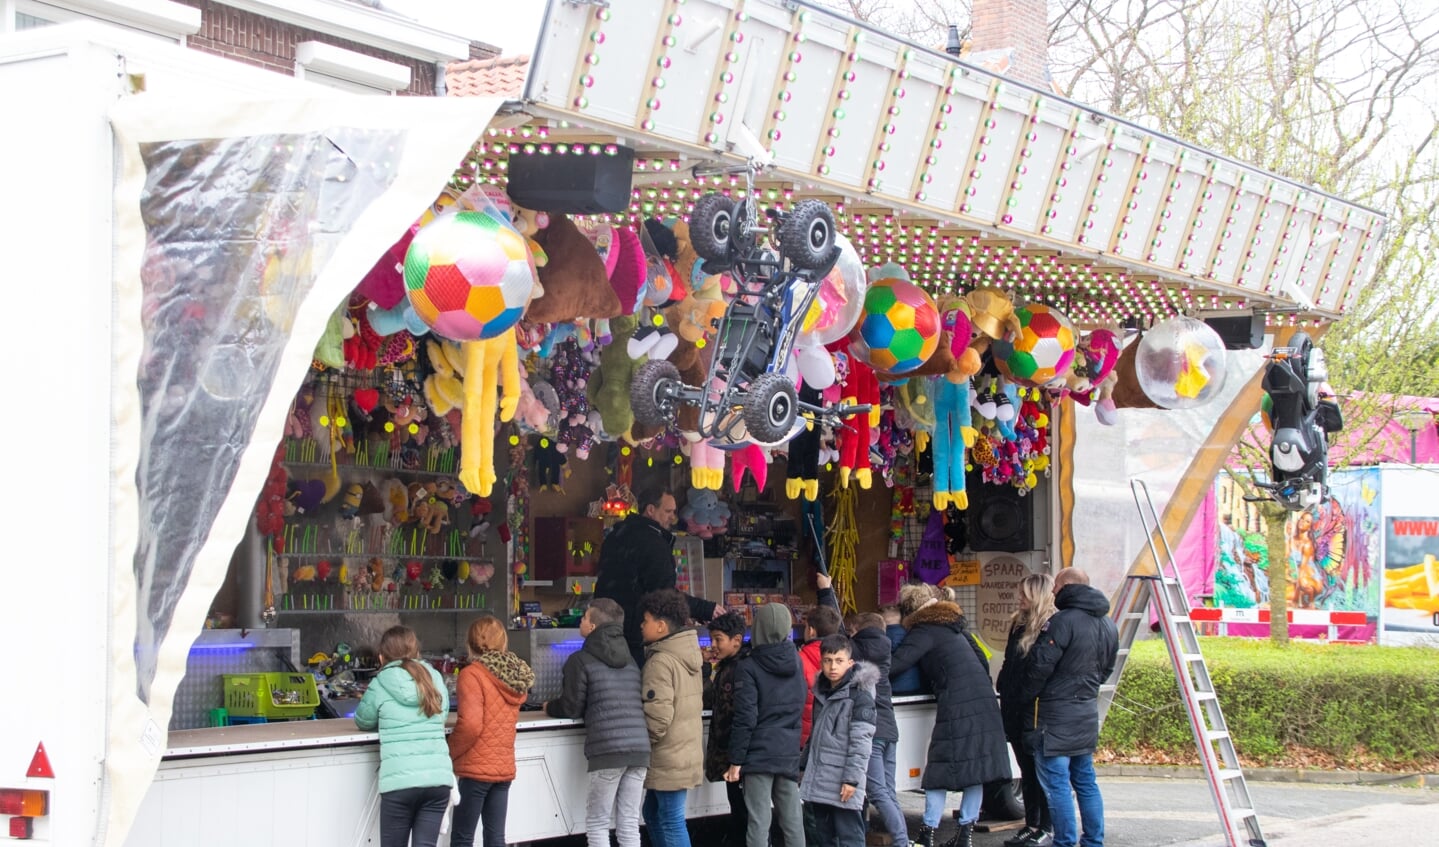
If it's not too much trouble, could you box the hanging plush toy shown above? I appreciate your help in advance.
[730,443,769,493]
[828,340,881,488]
[932,376,976,510]
[688,438,726,491]
[533,436,567,492]
[457,328,521,497]
[785,384,824,501]
[586,313,642,439]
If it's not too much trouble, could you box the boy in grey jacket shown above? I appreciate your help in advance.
[800,634,878,847]
[544,598,651,847]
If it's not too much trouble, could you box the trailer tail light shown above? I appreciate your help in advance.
[0,787,48,816]
[8,815,33,839]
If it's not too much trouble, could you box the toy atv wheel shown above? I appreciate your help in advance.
[690,193,736,262]
[778,199,835,270]
[743,372,798,444]
[632,360,682,427]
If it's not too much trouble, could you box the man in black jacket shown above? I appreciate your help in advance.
[1018,568,1119,847]
[594,488,722,665]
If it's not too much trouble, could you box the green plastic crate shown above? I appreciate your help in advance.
[222,672,319,720]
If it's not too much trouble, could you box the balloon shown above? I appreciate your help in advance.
[1135,316,1229,409]
[849,276,941,375]
[403,201,536,342]
[804,234,868,346]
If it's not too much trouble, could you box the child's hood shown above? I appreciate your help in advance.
[817,659,880,698]
[375,661,429,708]
[475,650,536,700]
[647,626,703,674]
[583,621,634,669]
[750,639,800,677]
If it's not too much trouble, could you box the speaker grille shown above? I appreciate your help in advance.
[966,471,1034,552]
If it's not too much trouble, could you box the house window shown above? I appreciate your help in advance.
[3,0,200,41]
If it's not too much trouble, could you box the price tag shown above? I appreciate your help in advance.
[943,558,982,587]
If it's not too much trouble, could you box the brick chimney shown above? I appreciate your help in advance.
[968,0,1050,89]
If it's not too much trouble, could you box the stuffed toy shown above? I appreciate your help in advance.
[526,213,621,323]
[680,488,731,539]
[355,225,416,310]
[411,486,450,535]
[338,483,365,520]
[551,337,598,458]
[785,385,825,500]
[458,328,521,497]
[932,376,976,510]
[893,377,935,453]
[509,204,551,270]
[423,338,466,416]
[1109,337,1159,409]
[606,226,647,315]
[688,437,726,490]
[342,300,382,371]
[828,339,881,489]
[514,372,557,433]
[586,313,642,438]
[731,443,769,493]
[534,436,567,491]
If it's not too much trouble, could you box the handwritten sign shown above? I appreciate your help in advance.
[942,558,982,587]
[975,556,1033,667]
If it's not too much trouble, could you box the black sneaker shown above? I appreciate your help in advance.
[1003,827,1039,847]
[1025,830,1054,847]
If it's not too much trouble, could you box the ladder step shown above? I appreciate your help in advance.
[1206,730,1230,742]
[1193,691,1217,701]
[1217,768,1245,781]
[1181,653,1205,663]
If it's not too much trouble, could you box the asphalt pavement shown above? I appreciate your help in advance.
[936,775,1439,847]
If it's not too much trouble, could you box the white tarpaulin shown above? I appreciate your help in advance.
[104,93,501,846]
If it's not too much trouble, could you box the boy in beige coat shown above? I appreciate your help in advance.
[638,588,704,847]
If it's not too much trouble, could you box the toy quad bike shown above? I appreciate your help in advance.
[1257,331,1343,510]
[631,177,865,445]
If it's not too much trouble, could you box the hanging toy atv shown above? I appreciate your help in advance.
[631,170,867,445]
[1256,331,1343,510]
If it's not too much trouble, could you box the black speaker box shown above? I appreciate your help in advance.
[505,144,636,214]
[1203,314,1264,350]
[966,470,1034,552]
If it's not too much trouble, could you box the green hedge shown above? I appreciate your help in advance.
[1098,638,1439,766]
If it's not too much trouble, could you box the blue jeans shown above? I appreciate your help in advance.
[866,741,909,846]
[1034,738,1104,847]
[643,788,691,847]
[922,784,982,828]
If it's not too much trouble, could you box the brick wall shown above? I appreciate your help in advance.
[970,0,1050,88]
[175,0,500,95]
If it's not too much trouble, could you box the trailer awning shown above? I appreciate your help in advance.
[468,0,1386,326]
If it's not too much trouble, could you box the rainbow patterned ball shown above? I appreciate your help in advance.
[849,277,941,374]
[996,303,1077,386]
[404,210,535,341]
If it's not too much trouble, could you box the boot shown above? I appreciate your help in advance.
[915,824,937,847]
[940,822,974,847]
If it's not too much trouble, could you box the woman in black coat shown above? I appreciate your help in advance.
[995,574,1057,847]
[890,584,1010,847]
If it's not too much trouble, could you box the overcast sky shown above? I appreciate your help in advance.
[384,1,546,54]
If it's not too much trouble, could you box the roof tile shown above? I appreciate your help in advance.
[446,53,530,98]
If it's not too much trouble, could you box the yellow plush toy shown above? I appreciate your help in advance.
[458,328,521,497]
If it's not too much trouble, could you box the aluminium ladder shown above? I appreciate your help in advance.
[1097,479,1267,847]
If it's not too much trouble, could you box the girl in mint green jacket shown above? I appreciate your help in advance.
[355,626,454,847]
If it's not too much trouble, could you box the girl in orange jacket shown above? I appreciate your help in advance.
[448,615,535,847]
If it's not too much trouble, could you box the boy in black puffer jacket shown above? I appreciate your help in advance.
[704,612,751,847]
[727,603,808,847]
[848,612,909,847]
[544,598,651,847]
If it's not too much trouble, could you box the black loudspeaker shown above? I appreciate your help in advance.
[1203,314,1264,350]
[966,470,1034,552]
[505,144,636,214]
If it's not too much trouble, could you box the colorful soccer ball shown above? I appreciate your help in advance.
[995,303,1077,386]
[848,277,941,374]
[404,209,536,341]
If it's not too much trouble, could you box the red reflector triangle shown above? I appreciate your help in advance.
[27,742,54,778]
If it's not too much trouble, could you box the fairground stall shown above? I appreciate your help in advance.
[0,1,1384,845]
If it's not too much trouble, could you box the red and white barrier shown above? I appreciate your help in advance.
[1189,607,1369,639]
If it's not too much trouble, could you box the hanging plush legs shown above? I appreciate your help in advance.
[731,442,769,493]
[459,329,520,497]
[933,376,977,510]
[786,385,823,500]
[689,438,726,490]
[838,359,880,489]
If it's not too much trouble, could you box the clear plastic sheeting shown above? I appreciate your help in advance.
[132,129,402,702]
[1069,348,1267,596]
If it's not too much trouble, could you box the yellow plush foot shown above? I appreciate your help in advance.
[951,490,968,510]
[839,466,852,488]
[804,479,819,501]
[855,468,873,489]
[962,426,978,448]
[786,478,804,499]
[933,491,951,510]
[915,431,930,453]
